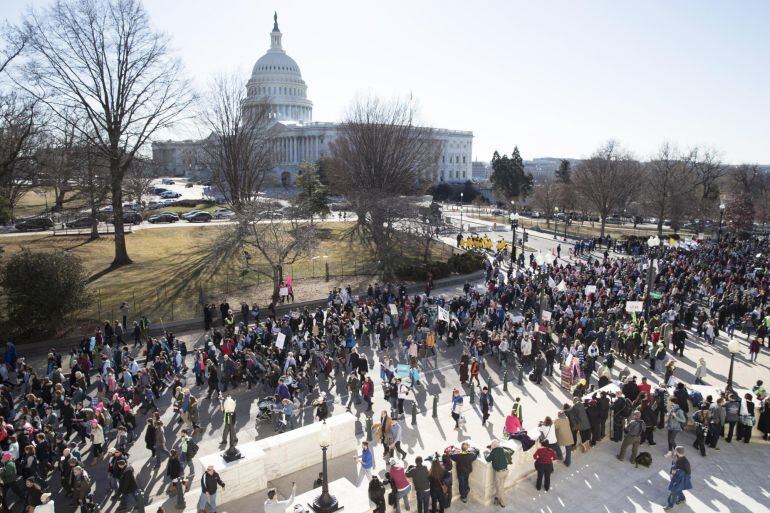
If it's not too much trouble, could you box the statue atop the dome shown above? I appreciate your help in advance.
[273,11,279,32]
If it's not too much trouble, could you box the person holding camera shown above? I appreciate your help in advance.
[264,482,296,513]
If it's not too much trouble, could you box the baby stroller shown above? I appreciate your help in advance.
[82,492,99,513]
[254,396,274,427]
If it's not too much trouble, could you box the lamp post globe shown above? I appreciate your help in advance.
[718,203,726,243]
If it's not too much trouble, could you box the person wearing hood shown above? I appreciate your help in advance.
[694,358,707,385]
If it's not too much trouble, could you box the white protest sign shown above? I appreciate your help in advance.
[541,310,552,321]
[389,303,398,316]
[438,306,450,322]
[557,280,567,292]
[275,332,286,350]
[585,285,597,295]
[625,301,644,313]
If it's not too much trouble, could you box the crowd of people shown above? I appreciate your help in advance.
[1,231,769,513]
[363,232,770,510]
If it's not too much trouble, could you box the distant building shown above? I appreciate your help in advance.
[152,14,474,185]
[471,161,490,181]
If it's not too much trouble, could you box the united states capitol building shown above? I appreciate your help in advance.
[152,14,474,186]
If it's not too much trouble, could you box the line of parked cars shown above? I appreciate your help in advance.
[12,205,235,232]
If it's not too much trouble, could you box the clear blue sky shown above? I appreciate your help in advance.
[3,0,769,164]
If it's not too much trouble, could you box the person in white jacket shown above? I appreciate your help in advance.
[264,483,296,513]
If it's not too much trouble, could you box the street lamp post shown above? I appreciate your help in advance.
[510,202,519,270]
[554,207,559,240]
[311,421,341,513]
[717,203,726,243]
[644,235,661,320]
[726,338,741,393]
[459,192,464,233]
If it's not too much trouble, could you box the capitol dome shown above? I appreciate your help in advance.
[243,13,313,123]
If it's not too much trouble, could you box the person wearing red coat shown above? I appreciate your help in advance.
[533,443,558,491]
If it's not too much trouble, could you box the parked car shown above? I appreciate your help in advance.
[152,187,168,195]
[148,212,179,224]
[185,183,194,188]
[186,211,212,223]
[161,178,175,185]
[492,209,504,216]
[160,191,181,199]
[107,212,143,225]
[123,202,143,211]
[66,217,97,229]
[15,217,54,232]
[180,209,207,220]
[212,208,235,219]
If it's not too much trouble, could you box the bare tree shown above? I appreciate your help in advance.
[326,96,440,277]
[36,114,82,211]
[69,146,110,240]
[691,147,727,224]
[572,140,641,237]
[0,93,44,219]
[643,143,697,234]
[200,72,272,213]
[0,23,26,75]
[123,156,157,207]
[21,0,193,266]
[532,179,559,228]
[234,201,316,304]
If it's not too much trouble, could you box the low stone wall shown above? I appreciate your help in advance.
[147,413,358,512]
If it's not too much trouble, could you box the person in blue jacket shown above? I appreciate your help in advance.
[355,440,375,485]
[664,446,692,510]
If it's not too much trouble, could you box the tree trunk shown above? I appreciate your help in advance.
[90,204,99,240]
[657,219,664,236]
[600,219,606,237]
[271,266,281,304]
[110,168,132,267]
[423,237,431,263]
[54,188,66,211]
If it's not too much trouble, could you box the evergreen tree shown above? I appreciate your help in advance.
[490,146,533,201]
[293,162,330,224]
[555,159,571,183]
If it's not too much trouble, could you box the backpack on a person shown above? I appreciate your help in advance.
[187,439,199,458]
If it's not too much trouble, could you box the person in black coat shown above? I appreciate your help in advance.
[166,449,182,494]
[674,383,690,414]
[368,475,386,513]
[144,418,156,457]
[586,400,602,446]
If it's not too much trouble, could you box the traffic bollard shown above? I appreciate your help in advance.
[503,370,508,392]
[411,402,418,426]
[469,382,476,404]
[432,395,438,418]
[366,413,373,442]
